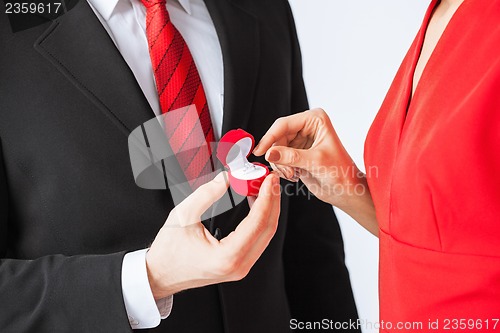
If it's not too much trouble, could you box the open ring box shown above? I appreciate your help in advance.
[217,129,270,197]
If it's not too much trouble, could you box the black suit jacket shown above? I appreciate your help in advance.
[0,0,359,332]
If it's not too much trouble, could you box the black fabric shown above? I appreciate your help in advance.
[0,0,360,332]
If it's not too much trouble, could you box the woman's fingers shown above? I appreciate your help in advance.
[269,162,299,182]
[253,112,310,156]
[253,108,330,156]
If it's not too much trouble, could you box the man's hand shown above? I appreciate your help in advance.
[146,172,281,299]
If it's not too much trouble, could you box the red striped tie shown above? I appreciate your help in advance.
[141,0,216,190]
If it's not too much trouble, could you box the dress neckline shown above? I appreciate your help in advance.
[405,0,469,113]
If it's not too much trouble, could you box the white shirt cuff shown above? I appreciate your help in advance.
[121,249,174,329]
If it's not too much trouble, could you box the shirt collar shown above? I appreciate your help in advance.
[88,0,192,21]
[176,0,192,15]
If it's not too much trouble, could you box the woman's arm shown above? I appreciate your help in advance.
[254,109,379,236]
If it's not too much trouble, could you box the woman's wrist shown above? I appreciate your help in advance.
[327,172,379,236]
[322,166,366,206]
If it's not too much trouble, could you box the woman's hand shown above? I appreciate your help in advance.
[254,109,378,235]
[254,109,360,207]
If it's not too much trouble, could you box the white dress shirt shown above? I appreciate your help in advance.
[86,0,224,329]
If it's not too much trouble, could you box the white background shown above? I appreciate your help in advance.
[288,1,430,332]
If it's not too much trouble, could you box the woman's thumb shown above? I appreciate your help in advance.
[265,146,309,169]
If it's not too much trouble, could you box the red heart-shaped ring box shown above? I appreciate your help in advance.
[217,129,270,197]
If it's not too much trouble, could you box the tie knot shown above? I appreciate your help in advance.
[140,0,166,9]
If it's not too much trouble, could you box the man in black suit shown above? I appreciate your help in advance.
[0,0,359,332]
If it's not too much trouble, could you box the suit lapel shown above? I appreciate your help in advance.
[34,0,154,136]
[204,0,261,135]
[33,0,193,197]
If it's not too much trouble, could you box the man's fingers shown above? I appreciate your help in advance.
[265,146,312,169]
[220,174,280,255]
[175,172,230,225]
[233,173,282,276]
[247,196,256,209]
[241,173,282,262]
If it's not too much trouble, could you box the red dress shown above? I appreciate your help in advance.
[364,0,500,331]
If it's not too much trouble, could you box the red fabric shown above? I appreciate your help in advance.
[141,0,215,189]
[364,0,500,331]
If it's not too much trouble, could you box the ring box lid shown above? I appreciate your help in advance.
[217,129,269,196]
[216,129,255,169]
